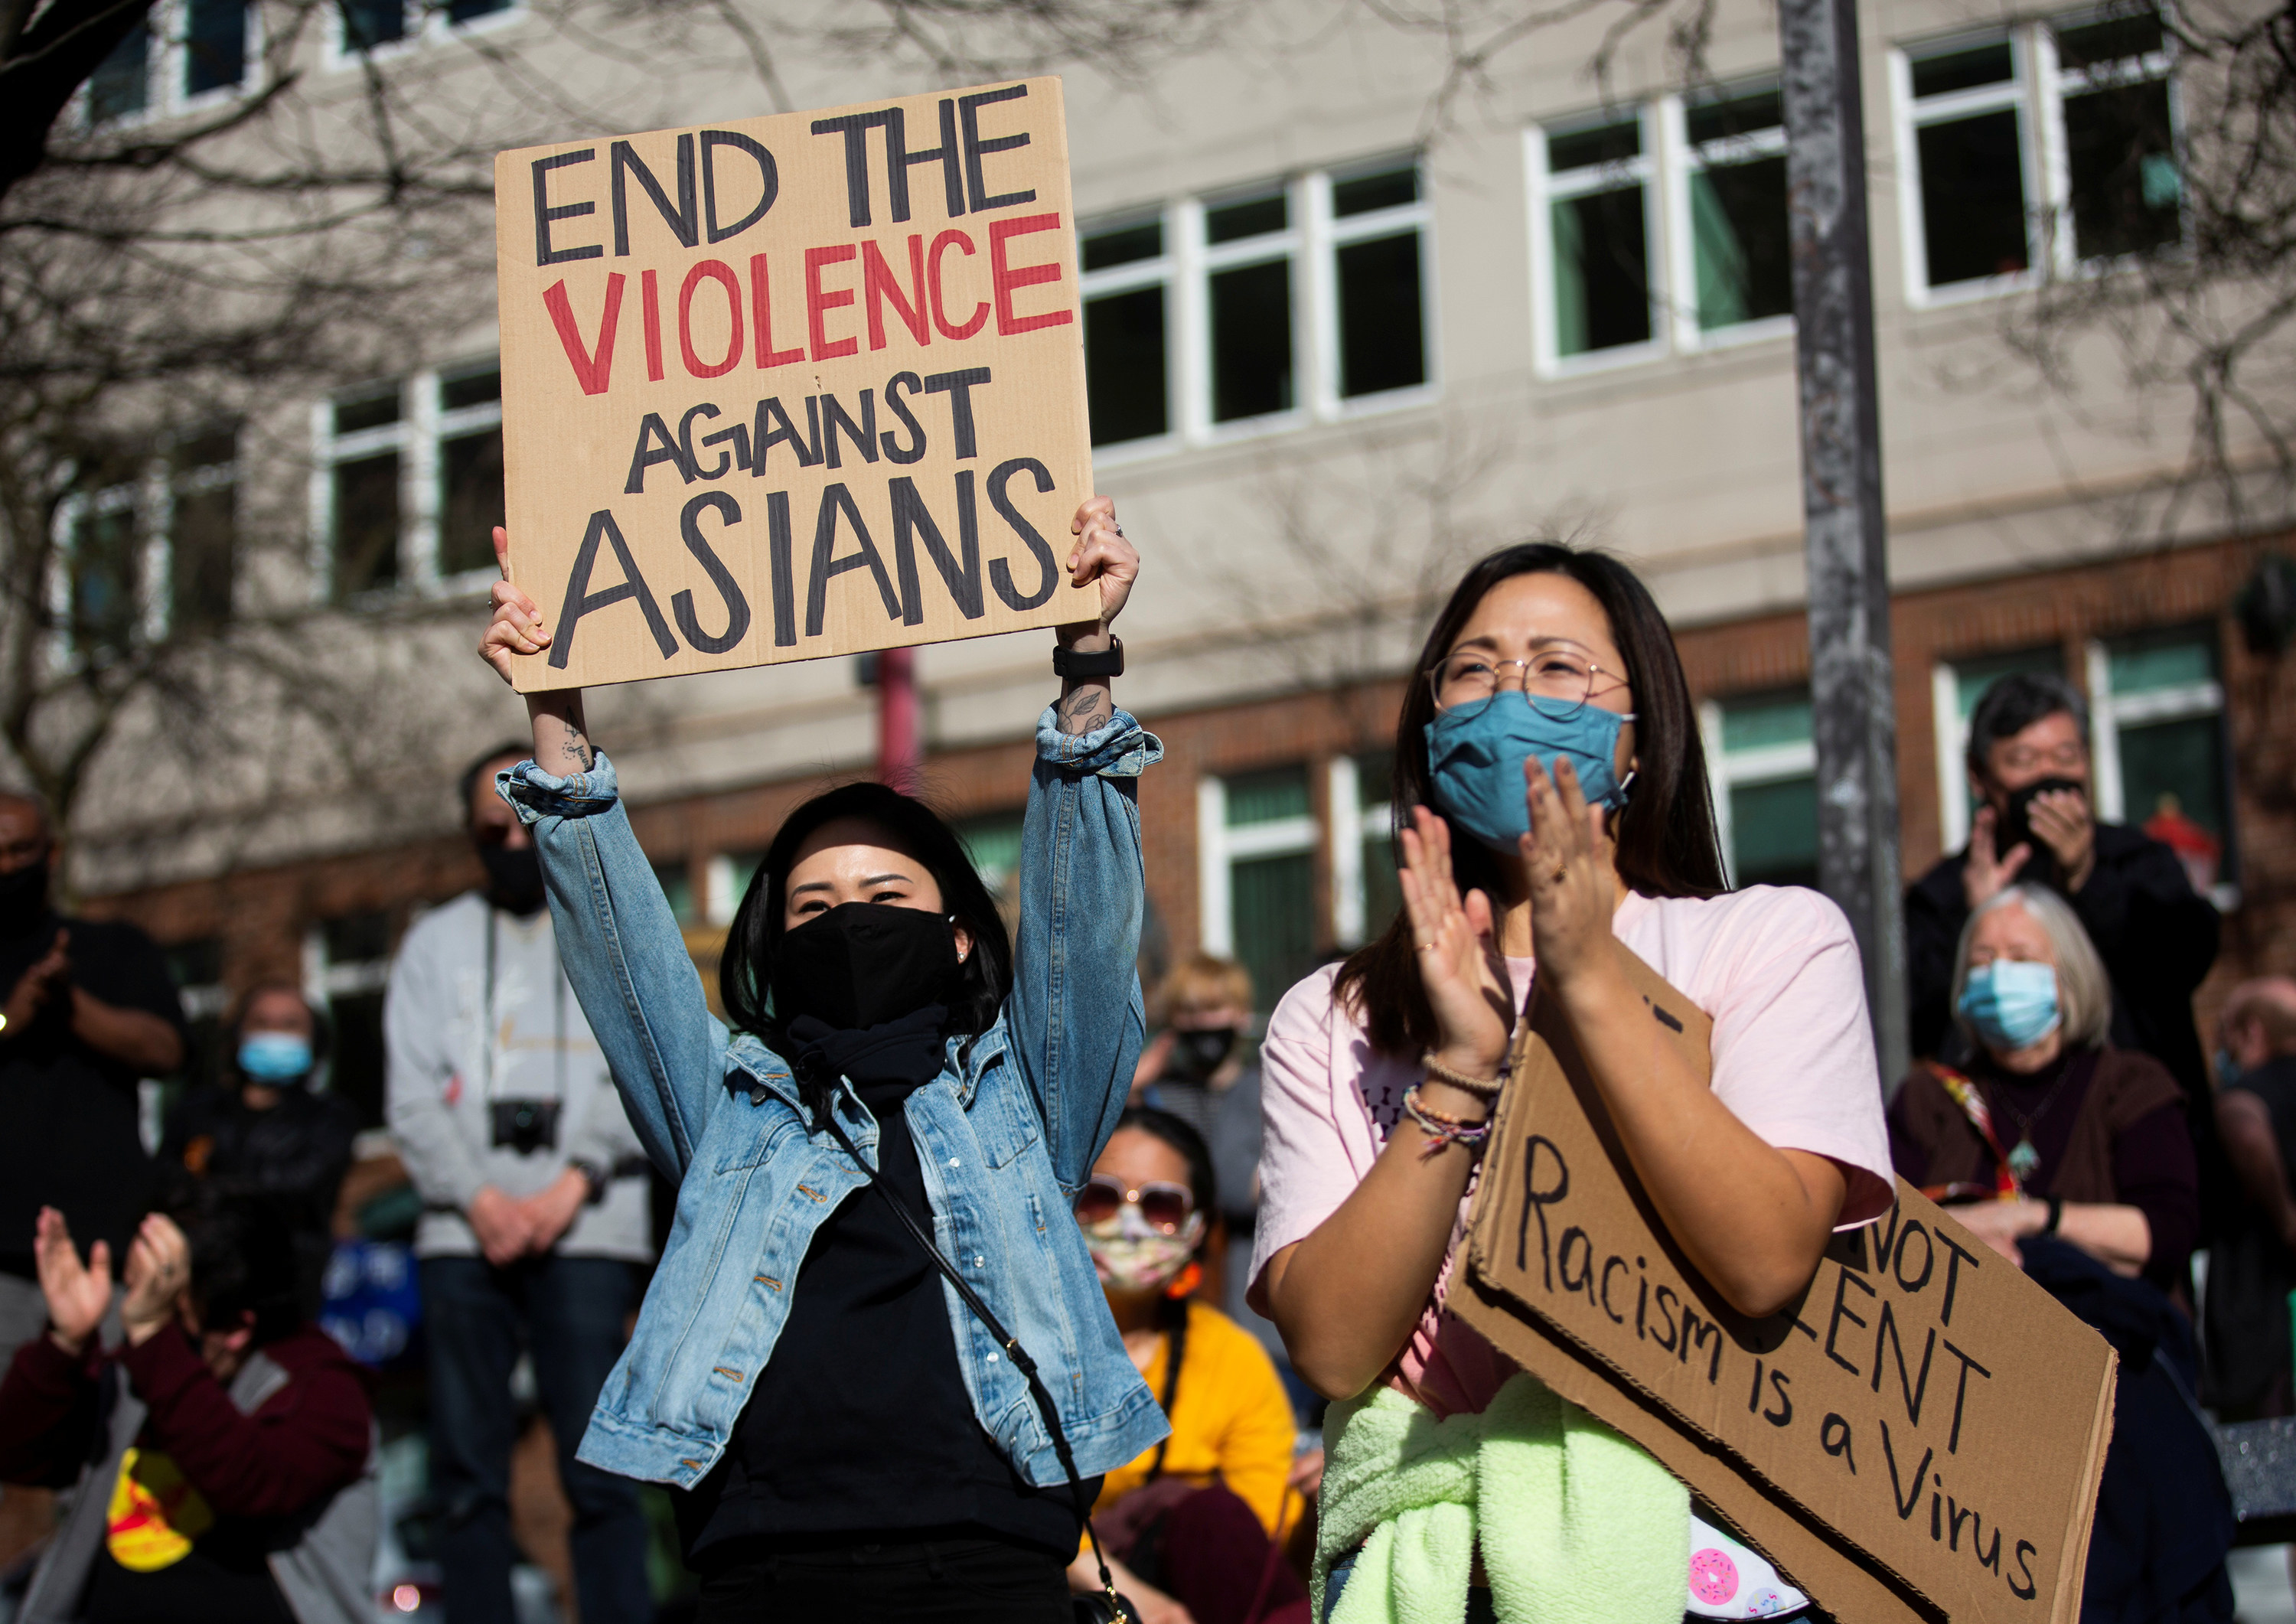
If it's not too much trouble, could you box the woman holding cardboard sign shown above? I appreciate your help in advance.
[475,501,1166,1624]
[1249,545,1896,1624]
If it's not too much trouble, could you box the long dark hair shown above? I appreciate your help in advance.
[720,781,1013,1052]
[1333,542,1727,1056]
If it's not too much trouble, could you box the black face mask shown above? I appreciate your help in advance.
[771,902,961,1033]
[1996,776,2084,889]
[1170,1026,1238,1081]
[478,844,546,915]
[0,859,47,930]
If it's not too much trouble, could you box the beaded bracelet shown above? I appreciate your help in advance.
[1421,1055,1505,1099]
[1403,1084,1492,1159]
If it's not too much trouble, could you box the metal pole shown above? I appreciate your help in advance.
[876,644,922,794]
[1779,0,1910,1083]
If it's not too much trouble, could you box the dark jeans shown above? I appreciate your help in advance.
[421,1253,651,1624]
[695,1537,1070,1623]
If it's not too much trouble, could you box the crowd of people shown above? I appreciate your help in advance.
[0,499,2278,1624]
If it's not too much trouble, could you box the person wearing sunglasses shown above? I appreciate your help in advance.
[1068,1108,1307,1624]
[1248,546,1894,1622]
[475,502,1163,1623]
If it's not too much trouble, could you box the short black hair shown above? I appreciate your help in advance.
[165,1185,303,1345]
[1112,1105,1218,1222]
[458,739,533,824]
[721,781,1013,1059]
[1966,672,2089,780]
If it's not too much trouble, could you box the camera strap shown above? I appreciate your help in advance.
[817,1107,1136,1624]
[483,905,566,1106]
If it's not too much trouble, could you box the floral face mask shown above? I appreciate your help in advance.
[1082,1205,1205,1295]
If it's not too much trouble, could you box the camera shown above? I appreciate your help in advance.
[489,1097,561,1156]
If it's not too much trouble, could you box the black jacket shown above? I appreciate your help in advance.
[1907,822,2226,1235]
[0,912,182,1275]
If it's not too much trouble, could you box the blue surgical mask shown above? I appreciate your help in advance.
[2216,1048,2243,1088]
[238,1032,314,1083]
[1424,696,1635,852]
[1958,960,2062,1052]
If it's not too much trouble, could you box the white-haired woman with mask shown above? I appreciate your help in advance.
[1890,884,2199,1290]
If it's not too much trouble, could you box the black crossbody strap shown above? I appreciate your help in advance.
[819,1110,1131,1618]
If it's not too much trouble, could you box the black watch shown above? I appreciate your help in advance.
[569,1159,609,1205]
[1052,637,1124,681]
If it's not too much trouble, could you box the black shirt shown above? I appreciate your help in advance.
[0,911,182,1276]
[675,1012,1088,1565]
[81,1538,298,1624]
[162,1084,362,1312]
[2228,1058,2296,1197]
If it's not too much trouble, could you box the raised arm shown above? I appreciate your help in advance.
[480,529,726,1176]
[1006,500,1152,1188]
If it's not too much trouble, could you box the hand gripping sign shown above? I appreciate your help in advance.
[1453,947,2118,1624]
[492,79,1097,691]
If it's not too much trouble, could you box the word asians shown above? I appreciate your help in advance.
[552,372,1061,672]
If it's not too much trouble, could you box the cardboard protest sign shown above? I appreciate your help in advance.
[1453,948,2117,1624]
[492,79,1097,691]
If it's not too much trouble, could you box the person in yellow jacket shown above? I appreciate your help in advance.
[1066,1108,1309,1624]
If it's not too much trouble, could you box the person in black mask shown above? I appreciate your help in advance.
[475,497,1156,1623]
[1904,672,2225,1243]
[0,791,185,1368]
[381,742,655,1624]
[161,983,360,1314]
[1131,954,1277,1356]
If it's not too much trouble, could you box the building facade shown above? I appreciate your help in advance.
[54,0,2291,1116]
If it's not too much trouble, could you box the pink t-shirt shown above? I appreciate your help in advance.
[1247,884,1896,1419]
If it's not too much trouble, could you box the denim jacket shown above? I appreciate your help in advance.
[500,706,1170,1492]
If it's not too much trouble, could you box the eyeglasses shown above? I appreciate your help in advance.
[1073,1174,1195,1234]
[1427,642,1629,719]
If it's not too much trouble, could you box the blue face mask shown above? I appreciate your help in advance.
[238,1032,314,1083]
[2216,1048,2242,1089]
[1958,960,2061,1053]
[1423,696,1635,853]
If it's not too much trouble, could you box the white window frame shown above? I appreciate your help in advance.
[2081,634,2222,799]
[1892,31,2040,305]
[1192,181,1309,445]
[47,464,172,670]
[1081,153,1436,466]
[1314,161,1440,421]
[1932,661,1976,853]
[311,363,501,602]
[303,919,393,1095]
[1700,696,1817,887]
[76,0,264,129]
[1894,11,2180,309]
[1527,107,1668,378]
[428,364,507,594]
[1326,755,1396,951]
[1662,84,1796,352]
[1078,212,1182,462]
[1196,774,1320,958]
[325,0,525,69]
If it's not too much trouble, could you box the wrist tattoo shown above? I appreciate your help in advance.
[1058,685,1110,734]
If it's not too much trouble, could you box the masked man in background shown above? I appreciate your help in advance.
[1131,954,1277,1356]
[1905,672,2224,1235]
[0,793,185,1369]
[383,742,653,1624]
